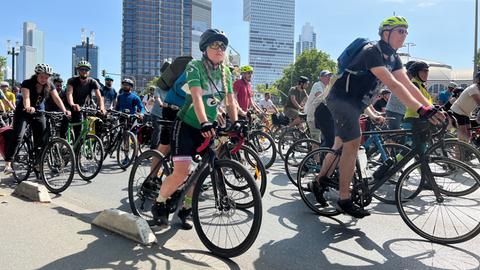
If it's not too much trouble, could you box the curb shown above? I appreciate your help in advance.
[13,181,51,202]
[92,209,157,245]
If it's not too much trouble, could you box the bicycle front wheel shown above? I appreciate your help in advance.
[248,130,276,168]
[285,138,321,187]
[77,134,104,181]
[396,156,480,244]
[40,138,75,194]
[117,131,138,170]
[12,140,32,183]
[192,159,262,258]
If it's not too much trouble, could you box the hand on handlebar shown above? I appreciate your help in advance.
[417,105,445,125]
[24,107,36,114]
[200,122,216,138]
[71,104,81,112]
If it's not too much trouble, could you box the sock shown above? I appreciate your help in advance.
[156,195,167,204]
[183,196,192,210]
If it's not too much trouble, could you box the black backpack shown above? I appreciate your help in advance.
[157,56,193,91]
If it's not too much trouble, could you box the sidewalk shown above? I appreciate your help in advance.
[0,177,241,270]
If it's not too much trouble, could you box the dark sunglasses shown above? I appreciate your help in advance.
[78,68,90,72]
[395,28,408,35]
[208,41,227,52]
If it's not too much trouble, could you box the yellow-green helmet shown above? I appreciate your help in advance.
[240,65,254,73]
[379,16,408,35]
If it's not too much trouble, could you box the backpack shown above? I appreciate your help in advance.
[157,56,193,91]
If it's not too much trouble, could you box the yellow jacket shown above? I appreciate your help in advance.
[404,77,432,119]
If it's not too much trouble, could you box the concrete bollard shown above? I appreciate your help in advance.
[13,181,51,202]
[92,209,157,245]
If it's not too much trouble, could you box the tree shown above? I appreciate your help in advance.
[275,49,336,104]
[0,56,6,82]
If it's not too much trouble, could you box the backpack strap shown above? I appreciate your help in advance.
[344,42,384,93]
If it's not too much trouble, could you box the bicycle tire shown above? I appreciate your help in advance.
[192,159,262,258]
[117,131,138,170]
[12,139,32,183]
[128,149,168,222]
[285,138,321,187]
[248,130,276,168]
[396,156,480,244]
[278,128,307,161]
[297,147,341,216]
[40,138,75,194]
[77,134,104,181]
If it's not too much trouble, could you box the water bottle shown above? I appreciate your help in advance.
[358,146,368,178]
[372,158,394,180]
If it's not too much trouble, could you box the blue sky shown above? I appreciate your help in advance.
[1,0,476,88]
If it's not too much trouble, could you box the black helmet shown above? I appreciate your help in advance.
[404,60,416,72]
[298,76,309,84]
[53,77,63,83]
[199,29,229,52]
[407,61,429,78]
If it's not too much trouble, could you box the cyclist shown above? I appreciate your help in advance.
[373,88,391,112]
[450,72,480,142]
[310,16,443,218]
[45,77,67,112]
[284,76,308,128]
[101,76,117,110]
[4,64,71,174]
[438,81,458,109]
[233,65,261,119]
[149,28,238,229]
[305,70,332,142]
[115,78,145,115]
[66,60,106,138]
[0,81,16,112]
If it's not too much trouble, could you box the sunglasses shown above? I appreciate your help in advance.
[78,68,90,72]
[208,41,227,52]
[394,28,408,35]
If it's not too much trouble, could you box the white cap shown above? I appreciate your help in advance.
[0,81,9,87]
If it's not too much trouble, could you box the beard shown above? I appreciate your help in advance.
[79,74,88,79]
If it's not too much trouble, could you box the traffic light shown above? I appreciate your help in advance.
[101,69,106,77]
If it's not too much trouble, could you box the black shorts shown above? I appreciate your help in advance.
[159,107,179,145]
[325,97,362,142]
[452,111,470,126]
[171,119,204,159]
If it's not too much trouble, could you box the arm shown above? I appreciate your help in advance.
[66,84,80,111]
[250,96,262,113]
[191,86,209,124]
[137,96,145,114]
[392,68,431,106]
[3,99,14,111]
[21,88,34,113]
[50,89,69,114]
[226,93,238,122]
[94,88,106,113]
[290,95,302,109]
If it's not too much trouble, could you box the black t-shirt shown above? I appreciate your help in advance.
[329,41,403,110]
[67,77,100,106]
[17,78,56,112]
[373,98,387,112]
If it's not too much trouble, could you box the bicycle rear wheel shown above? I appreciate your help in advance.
[192,159,262,258]
[77,134,104,181]
[40,138,75,194]
[396,156,480,244]
[117,131,138,170]
[278,128,307,161]
[248,130,276,168]
[12,140,32,183]
[285,138,321,187]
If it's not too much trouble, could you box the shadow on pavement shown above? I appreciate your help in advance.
[253,196,480,270]
[37,206,240,270]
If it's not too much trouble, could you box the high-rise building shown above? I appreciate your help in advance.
[72,44,99,79]
[192,0,211,60]
[17,22,44,82]
[122,0,193,90]
[244,0,295,88]
[296,22,316,56]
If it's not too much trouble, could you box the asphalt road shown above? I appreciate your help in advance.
[1,155,480,270]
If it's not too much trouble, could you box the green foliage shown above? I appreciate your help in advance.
[0,56,6,82]
[274,49,336,103]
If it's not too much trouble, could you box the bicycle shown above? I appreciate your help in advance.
[66,107,104,180]
[128,122,262,257]
[277,113,310,161]
[12,111,75,193]
[297,118,480,244]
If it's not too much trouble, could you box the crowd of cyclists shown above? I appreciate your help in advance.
[3,15,480,257]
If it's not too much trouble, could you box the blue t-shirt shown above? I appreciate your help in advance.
[101,86,117,110]
[438,90,451,105]
[116,91,145,114]
[164,71,187,107]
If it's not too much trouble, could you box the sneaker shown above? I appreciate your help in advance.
[148,202,169,227]
[3,165,13,175]
[121,158,130,166]
[177,207,193,230]
[307,180,328,207]
[336,199,370,219]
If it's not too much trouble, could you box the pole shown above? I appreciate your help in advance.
[86,36,90,62]
[11,47,15,87]
[475,0,478,74]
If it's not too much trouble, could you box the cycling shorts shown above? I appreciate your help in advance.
[326,96,362,142]
[171,119,204,160]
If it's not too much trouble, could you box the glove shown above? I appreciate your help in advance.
[200,122,215,133]
[417,105,438,120]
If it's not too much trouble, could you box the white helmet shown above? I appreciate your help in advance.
[34,63,53,75]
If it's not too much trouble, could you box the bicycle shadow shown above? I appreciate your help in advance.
[38,206,240,270]
[253,198,480,270]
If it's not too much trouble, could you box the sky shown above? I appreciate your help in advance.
[0,0,477,89]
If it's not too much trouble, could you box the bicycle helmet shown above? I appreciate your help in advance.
[379,16,408,35]
[76,60,92,70]
[448,81,458,89]
[105,75,114,81]
[407,61,429,79]
[121,78,134,87]
[34,63,53,75]
[298,76,309,84]
[199,29,229,52]
[240,65,254,73]
[53,77,63,83]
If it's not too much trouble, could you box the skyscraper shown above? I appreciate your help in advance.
[72,38,99,79]
[244,0,295,88]
[296,22,316,57]
[192,0,211,60]
[17,22,44,82]
[122,0,193,90]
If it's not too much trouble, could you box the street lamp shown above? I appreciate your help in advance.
[6,40,20,87]
[403,42,416,61]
